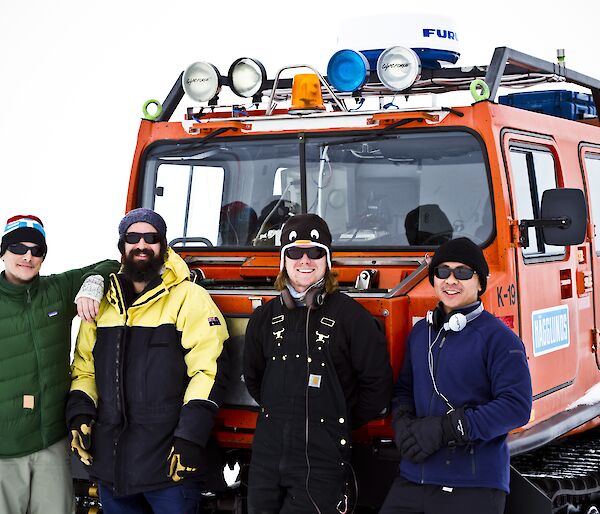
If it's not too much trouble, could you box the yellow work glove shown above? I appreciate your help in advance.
[167,437,202,482]
[70,415,94,466]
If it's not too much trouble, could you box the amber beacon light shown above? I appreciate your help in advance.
[289,73,326,113]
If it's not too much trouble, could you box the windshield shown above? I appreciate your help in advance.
[140,130,492,249]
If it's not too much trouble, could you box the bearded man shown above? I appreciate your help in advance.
[66,208,228,514]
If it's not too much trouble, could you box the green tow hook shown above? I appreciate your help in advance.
[469,79,490,103]
[142,99,163,121]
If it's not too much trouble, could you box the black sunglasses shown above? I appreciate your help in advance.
[285,246,327,260]
[8,243,45,258]
[124,232,161,244]
[434,266,476,281]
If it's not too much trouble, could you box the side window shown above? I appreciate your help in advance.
[154,163,224,246]
[510,147,564,259]
[584,153,600,254]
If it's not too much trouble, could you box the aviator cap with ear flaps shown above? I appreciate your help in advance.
[279,214,332,270]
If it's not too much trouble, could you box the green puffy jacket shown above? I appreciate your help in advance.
[0,259,119,458]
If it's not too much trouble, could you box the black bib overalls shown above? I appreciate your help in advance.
[248,301,350,514]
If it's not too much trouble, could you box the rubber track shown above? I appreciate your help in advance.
[512,428,600,511]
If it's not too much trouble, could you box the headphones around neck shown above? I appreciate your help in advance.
[426,303,484,332]
[280,286,326,310]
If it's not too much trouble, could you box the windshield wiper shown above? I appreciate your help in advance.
[188,126,235,145]
[165,126,237,157]
[318,117,424,148]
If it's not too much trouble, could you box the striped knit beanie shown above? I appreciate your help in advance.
[1,215,47,257]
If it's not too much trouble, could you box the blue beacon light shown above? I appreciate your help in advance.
[327,49,370,92]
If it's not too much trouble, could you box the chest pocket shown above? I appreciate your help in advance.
[306,316,336,399]
[281,325,308,398]
[263,313,339,399]
[263,314,307,399]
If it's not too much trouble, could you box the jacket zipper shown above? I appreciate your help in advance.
[24,286,46,446]
[110,276,129,494]
[433,335,447,415]
[422,334,447,484]
[107,274,167,494]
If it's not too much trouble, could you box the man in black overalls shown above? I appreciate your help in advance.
[243,214,393,513]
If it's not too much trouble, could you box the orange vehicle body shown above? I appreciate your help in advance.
[128,101,600,430]
[121,51,600,509]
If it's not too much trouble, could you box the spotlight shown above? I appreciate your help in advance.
[182,62,222,103]
[228,58,267,99]
[376,46,421,91]
[326,49,369,92]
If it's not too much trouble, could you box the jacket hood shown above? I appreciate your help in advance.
[108,248,190,309]
[160,247,190,289]
[115,247,190,290]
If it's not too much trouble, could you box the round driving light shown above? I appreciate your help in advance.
[327,49,369,92]
[376,46,421,91]
[182,62,222,102]
[228,58,267,98]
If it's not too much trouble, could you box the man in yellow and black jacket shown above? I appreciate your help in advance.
[66,208,228,513]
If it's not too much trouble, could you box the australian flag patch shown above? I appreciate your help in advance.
[208,316,221,326]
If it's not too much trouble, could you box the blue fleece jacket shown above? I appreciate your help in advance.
[394,306,532,493]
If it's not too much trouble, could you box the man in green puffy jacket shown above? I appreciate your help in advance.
[0,214,120,514]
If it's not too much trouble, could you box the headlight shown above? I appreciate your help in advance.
[182,61,222,103]
[228,58,267,99]
[376,46,421,91]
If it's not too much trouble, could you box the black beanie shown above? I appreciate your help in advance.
[428,237,489,293]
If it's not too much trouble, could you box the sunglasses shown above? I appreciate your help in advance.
[434,266,476,281]
[124,232,161,245]
[285,246,327,260]
[8,243,45,258]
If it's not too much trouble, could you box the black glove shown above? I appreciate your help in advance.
[401,408,470,463]
[391,405,415,452]
[441,407,470,446]
[69,415,94,466]
[167,437,203,482]
[400,416,444,463]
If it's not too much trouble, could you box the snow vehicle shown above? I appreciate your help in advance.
[76,24,600,514]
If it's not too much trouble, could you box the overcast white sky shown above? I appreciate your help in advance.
[1,0,599,273]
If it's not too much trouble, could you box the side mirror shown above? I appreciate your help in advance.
[541,188,587,246]
[519,188,587,248]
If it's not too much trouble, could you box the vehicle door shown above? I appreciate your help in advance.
[503,133,582,403]
[580,146,600,372]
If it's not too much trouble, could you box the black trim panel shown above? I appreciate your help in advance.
[532,379,573,401]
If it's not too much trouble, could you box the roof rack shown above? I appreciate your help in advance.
[484,47,600,108]
[157,46,600,123]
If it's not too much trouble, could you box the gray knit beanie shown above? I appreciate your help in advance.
[117,208,167,254]
[118,208,167,239]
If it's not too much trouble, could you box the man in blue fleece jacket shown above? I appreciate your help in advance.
[380,237,532,514]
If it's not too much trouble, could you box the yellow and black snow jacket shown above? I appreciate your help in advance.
[67,249,228,495]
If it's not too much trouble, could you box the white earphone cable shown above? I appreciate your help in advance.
[427,324,455,414]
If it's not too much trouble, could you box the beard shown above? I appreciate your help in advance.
[122,248,164,283]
